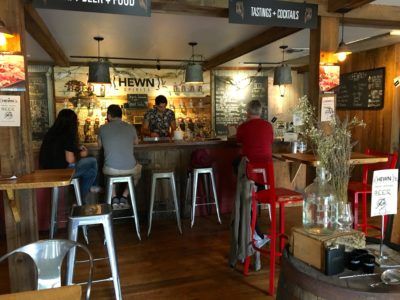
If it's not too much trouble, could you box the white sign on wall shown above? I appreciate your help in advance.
[371,169,399,217]
[320,95,335,122]
[0,95,20,127]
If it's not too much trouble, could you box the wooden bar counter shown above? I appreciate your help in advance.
[86,139,306,219]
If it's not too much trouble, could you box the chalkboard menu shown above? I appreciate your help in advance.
[28,71,50,141]
[214,75,267,135]
[336,68,385,110]
[126,94,148,108]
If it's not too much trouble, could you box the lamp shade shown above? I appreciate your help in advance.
[88,60,111,84]
[273,64,292,86]
[185,63,203,83]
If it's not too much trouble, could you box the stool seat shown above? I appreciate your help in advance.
[105,175,141,240]
[187,167,221,227]
[148,171,182,236]
[70,204,112,218]
[50,178,87,243]
[67,203,122,300]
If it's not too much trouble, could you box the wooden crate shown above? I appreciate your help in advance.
[290,227,365,271]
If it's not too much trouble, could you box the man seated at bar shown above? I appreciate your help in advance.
[98,104,142,209]
[142,95,177,137]
[236,99,274,247]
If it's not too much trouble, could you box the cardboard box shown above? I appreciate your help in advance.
[290,227,365,271]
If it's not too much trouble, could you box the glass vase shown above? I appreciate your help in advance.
[303,166,338,235]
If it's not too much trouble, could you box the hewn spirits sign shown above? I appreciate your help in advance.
[33,0,151,17]
[229,0,317,29]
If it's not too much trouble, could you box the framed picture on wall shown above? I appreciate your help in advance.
[28,65,55,145]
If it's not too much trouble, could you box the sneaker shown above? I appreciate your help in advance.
[253,233,270,248]
[111,197,120,210]
[119,196,131,209]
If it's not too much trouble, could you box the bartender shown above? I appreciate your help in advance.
[142,95,177,137]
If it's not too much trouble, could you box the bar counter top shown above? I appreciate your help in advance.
[84,138,290,153]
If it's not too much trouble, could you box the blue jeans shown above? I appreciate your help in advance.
[71,157,98,200]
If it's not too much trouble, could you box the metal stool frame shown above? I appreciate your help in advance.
[188,167,222,227]
[148,171,182,236]
[66,204,122,300]
[105,175,141,240]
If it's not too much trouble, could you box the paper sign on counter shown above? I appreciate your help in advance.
[371,169,398,217]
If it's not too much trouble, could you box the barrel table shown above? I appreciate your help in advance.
[277,247,400,300]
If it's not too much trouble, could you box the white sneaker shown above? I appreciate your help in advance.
[253,233,270,248]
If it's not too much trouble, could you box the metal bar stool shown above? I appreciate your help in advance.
[148,170,182,236]
[66,204,122,300]
[50,178,88,243]
[188,167,222,227]
[105,175,141,240]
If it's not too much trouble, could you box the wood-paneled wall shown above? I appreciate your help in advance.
[337,45,399,153]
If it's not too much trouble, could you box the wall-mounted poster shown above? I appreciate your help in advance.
[0,55,25,92]
[28,65,54,142]
[0,95,20,127]
[319,65,340,92]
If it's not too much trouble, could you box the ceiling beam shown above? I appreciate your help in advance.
[327,0,374,13]
[24,4,69,66]
[152,1,400,29]
[203,27,302,70]
[151,0,227,18]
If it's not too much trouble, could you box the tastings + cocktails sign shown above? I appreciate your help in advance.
[33,0,151,17]
[229,0,317,29]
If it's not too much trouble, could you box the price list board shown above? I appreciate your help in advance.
[336,68,385,110]
[214,75,268,135]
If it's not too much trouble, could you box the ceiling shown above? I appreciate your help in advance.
[25,1,400,68]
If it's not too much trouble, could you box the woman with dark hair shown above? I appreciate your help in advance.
[39,109,98,201]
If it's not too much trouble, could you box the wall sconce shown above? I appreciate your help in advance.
[88,36,111,84]
[273,45,292,97]
[335,14,352,62]
[0,19,14,48]
[185,42,203,84]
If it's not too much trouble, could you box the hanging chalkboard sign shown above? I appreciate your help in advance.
[214,75,268,136]
[336,68,385,110]
[126,94,148,108]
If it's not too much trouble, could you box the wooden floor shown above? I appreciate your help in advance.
[0,206,382,299]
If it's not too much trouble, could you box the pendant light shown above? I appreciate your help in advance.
[0,19,14,48]
[335,14,352,62]
[88,36,111,84]
[185,42,203,84]
[273,45,292,97]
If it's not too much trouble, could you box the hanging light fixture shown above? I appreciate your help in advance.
[0,19,14,48]
[335,14,352,62]
[185,42,203,84]
[273,45,292,97]
[88,36,111,84]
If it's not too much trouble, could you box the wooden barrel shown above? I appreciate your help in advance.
[277,251,400,300]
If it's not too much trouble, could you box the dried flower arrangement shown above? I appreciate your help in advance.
[292,95,366,202]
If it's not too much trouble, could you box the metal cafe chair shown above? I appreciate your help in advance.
[0,239,93,300]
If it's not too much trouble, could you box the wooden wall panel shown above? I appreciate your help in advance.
[337,45,397,153]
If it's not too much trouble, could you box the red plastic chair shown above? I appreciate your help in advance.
[348,149,398,236]
[243,161,303,295]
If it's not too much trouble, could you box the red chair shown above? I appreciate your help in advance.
[243,161,303,295]
[348,149,398,236]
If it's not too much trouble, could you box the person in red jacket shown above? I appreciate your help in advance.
[236,100,273,163]
[235,99,274,249]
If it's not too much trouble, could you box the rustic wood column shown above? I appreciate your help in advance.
[0,0,37,292]
[308,16,339,113]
